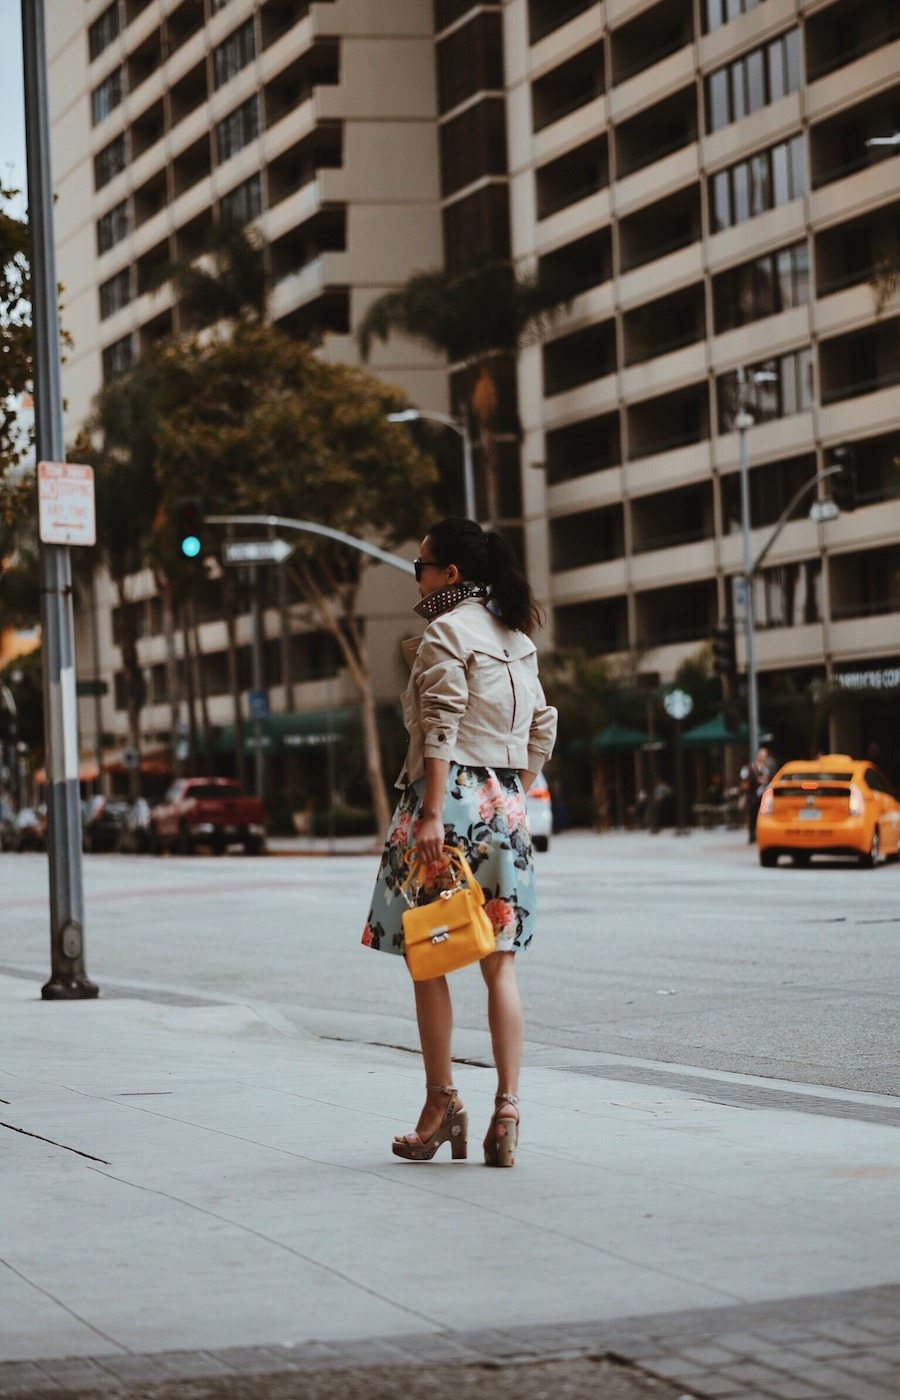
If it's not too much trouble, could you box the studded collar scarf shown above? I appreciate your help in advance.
[413,581,488,622]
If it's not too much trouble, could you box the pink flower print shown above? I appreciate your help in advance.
[361,924,374,947]
[484,898,515,932]
[478,778,505,824]
[390,811,412,847]
[505,792,527,830]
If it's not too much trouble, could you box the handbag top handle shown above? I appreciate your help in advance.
[399,844,480,901]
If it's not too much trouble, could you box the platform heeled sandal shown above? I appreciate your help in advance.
[484,1092,519,1168]
[392,1084,468,1161]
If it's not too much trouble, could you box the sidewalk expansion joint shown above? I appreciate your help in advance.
[0,1121,110,1165]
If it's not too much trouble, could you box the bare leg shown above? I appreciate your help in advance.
[480,951,523,1108]
[400,976,458,1142]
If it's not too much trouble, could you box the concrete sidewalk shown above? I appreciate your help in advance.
[2,970,899,1400]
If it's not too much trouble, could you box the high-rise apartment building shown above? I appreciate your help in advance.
[46,0,900,789]
[507,0,899,766]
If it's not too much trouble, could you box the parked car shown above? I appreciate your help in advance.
[82,795,131,853]
[526,771,553,852]
[150,778,267,855]
[117,797,153,853]
[5,807,47,852]
[756,755,900,868]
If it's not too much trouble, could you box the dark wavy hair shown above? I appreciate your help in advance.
[424,518,542,635]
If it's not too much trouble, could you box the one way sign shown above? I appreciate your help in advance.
[223,538,293,565]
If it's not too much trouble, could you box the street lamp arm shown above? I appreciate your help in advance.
[749,467,841,576]
[205,514,415,575]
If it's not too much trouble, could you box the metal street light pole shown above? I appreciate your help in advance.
[387,409,477,521]
[734,367,776,765]
[21,0,97,1000]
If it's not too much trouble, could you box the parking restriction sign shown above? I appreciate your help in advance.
[38,461,96,546]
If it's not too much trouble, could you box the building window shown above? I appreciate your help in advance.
[94,133,128,190]
[97,200,130,254]
[102,333,136,383]
[213,18,256,90]
[89,2,121,62]
[220,173,263,225]
[704,0,761,34]
[717,348,814,431]
[99,268,132,320]
[714,242,809,331]
[216,95,260,162]
[710,134,805,231]
[706,30,801,132]
[91,67,124,125]
[754,561,822,629]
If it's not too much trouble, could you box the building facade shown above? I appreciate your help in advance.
[507,0,899,770]
[45,0,900,792]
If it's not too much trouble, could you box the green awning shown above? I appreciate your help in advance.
[593,723,650,753]
[216,706,359,755]
[681,715,773,749]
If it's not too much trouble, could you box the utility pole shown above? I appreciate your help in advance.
[249,566,267,803]
[22,0,98,999]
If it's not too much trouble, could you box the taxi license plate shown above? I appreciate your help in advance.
[797,809,822,821]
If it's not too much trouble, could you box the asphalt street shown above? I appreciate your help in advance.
[3,829,898,1093]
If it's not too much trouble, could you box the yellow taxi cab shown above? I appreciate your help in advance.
[756,754,900,868]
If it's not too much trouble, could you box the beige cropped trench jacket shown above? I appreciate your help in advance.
[397,597,558,788]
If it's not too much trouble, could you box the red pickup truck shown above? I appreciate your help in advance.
[150,778,267,855]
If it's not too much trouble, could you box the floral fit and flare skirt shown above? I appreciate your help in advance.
[362,765,537,958]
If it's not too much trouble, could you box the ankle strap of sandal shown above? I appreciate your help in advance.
[495,1092,519,1107]
[427,1083,457,1096]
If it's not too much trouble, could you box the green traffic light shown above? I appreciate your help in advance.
[182,535,202,558]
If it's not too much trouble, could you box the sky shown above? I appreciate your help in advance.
[1,1,28,217]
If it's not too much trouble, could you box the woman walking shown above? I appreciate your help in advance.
[362,518,557,1166]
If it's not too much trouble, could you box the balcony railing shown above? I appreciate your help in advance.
[534,83,604,134]
[806,21,900,82]
[821,368,900,404]
[831,597,900,621]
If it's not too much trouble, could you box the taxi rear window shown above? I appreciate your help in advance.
[781,771,853,783]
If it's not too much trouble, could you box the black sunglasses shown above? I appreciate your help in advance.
[413,557,445,581]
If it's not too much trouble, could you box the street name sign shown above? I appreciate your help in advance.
[223,539,293,565]
[809,499,840,524]
[38,461,96,546]
[248,689,270,719]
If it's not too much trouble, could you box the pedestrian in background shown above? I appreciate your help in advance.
[362,518,557,1167]
[742,744,776,842]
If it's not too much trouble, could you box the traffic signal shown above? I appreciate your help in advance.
[827,444,857,513]
[175,496,204,558]
[712,621,736,677]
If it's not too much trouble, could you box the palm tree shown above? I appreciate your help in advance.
[356,256,567,525]
[170,218,268,328]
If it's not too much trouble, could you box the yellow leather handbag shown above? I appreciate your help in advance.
[400,846,496,982]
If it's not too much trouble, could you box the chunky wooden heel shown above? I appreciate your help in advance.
[483,1092,519,1168]
[392,1085,468,1162]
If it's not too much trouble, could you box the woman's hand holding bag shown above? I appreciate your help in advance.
[399,846,496,982]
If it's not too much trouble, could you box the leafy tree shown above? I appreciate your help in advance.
[151,324,436,831]
[356,256,566,525]
[74,367,168,797]
[0,186,31,529]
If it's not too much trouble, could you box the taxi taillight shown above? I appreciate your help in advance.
[849,784,865,817]
[759,787,774,816]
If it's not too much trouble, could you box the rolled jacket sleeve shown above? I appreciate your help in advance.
[415,628,470,760]
[527,678,558,772]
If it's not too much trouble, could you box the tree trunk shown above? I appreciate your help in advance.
[470,362,500,528]
[287,556,392,835]
[188,596,213,775]
[222,569,246,786]
[181,600,199,773]
[115,581,144,800]
[157,575,181,770]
